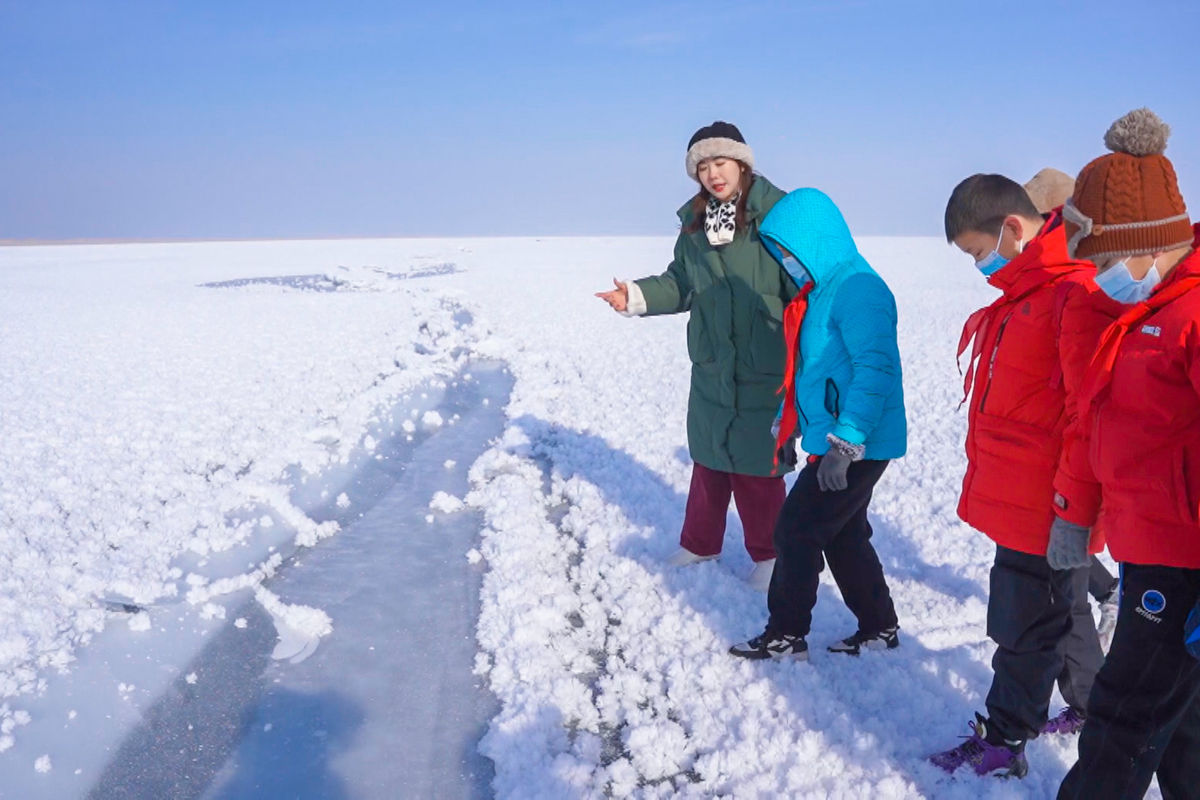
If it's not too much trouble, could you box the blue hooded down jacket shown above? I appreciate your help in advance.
[759,188,907,460]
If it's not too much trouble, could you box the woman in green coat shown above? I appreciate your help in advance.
[596,121,796,590]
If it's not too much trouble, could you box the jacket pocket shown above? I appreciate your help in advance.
[749,296,785,375]
[1175,447,1198,525]
[824,379,841,419]
[687,314,715,365]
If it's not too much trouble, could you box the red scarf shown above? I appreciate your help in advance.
[956,297,1003,404]
[1079,274,1200,414]
[773,283,814,471]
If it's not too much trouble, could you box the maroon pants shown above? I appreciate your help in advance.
[680,463,785,562]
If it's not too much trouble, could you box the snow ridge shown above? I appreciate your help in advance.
[462,236,1093,798]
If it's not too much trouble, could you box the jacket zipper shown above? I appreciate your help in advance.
[977,312,1014,413]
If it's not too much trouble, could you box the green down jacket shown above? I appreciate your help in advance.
[635,176,795,477]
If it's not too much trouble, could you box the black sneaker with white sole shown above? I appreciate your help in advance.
[827,625,900,655]
[729,628,809,661]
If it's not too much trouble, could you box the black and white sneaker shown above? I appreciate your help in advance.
[729,628,809,661]
[828,626,900,655]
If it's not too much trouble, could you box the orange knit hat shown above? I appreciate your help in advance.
[1063,108,1192,261]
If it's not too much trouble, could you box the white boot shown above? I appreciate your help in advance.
[665,547,717,567]
[747,558,776,592]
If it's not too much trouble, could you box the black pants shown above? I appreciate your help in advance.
[985,546,1104,741]
[767,458,896,638]
[1089,555,1119,602]
[1059,564,1200,800]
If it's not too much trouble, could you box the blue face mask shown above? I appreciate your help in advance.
[1095,258,1161,304]
[975,229,1010,277]
[781,255,812,287]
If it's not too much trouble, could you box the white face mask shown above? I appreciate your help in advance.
[1095,258,1161,304]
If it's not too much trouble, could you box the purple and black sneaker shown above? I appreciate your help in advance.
[929,713,1028,778]
[1042,706,1086,735]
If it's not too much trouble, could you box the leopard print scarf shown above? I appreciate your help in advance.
[704,194,739,247]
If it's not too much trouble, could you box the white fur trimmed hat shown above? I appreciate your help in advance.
[685,121,754,180]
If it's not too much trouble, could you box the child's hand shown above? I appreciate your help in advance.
[776,438,798,469]
[817,450,851,491]
[595,278,629,312]
[1046,517,1091,570]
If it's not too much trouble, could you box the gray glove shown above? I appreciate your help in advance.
[1046,517,1091,570]
[816,450,851,492]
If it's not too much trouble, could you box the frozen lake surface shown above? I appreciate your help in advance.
[0,236,1150,798]
[2,362,508,800]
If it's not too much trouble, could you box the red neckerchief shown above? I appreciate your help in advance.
[957,298,1005,405]
[1078,265,1200,415]
[957,211,1090,404]
[773,282,814,472]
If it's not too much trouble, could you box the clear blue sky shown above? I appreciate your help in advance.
[2,0,1198,240]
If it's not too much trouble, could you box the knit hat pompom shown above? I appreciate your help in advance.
[1104,108,1170,157]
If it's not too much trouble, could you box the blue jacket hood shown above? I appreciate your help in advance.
[758,188,859,288]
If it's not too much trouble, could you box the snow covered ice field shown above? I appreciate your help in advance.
[0,235,1143,799]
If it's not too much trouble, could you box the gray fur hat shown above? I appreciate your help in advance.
[685,121,755,180]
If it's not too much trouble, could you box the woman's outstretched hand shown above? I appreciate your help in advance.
[595,278,629,312]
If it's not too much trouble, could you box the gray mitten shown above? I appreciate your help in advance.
[817,434,863,492]
[1046,517,1091,570]
[816,450,851,491]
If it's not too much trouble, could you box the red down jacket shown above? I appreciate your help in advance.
[957,212,1104,556]
[1058,226,1200,568]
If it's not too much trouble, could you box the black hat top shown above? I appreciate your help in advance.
[688,121,745,151]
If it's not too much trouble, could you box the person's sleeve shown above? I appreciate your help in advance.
[828,274,901,447]
[1053,283,1104,527]
[632,235,693,316]
[1186,317,1200,399]
[1054,431,1101,527]
[620,280,648,317]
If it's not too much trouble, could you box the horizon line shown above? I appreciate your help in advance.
[0,231,939,248]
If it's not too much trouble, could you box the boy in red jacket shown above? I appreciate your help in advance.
[1055,109,1200,800]
[928,174,1106,778]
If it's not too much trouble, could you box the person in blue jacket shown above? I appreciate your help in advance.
[729,188,907,661]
